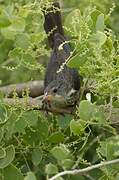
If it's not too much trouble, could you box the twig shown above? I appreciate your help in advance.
[14,135,31,171]
[108,95,113,120]
[103,107,119,126]
[79,78,88,101]
[72,134,102,170]
[49,158,119,180]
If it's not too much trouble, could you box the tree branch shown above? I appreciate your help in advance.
[0,81,44,98]
[1,96,43,110]
[0,79,96,99]
[0,81,119,125]
[1,97,119,123]
[49,158,119,180]
[0,80,92,98]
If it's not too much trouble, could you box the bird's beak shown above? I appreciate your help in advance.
[43,94,53,102]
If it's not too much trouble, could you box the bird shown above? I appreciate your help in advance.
[42,2,80,114]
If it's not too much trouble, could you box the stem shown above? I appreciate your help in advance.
[49,158,119,180]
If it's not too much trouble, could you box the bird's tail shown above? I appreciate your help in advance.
[43,2,64,48]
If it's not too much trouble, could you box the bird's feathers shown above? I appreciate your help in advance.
[43,2,80,113]
[43,2,64,48]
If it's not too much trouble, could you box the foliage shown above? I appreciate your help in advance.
[0,0,119,179]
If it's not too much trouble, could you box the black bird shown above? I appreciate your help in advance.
[42,2,80,114]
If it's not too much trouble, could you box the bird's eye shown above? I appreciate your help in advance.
[52,87,58,93]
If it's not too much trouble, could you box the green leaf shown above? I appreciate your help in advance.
[0,105,8,128]
[24,120,48,145]
[0,15,11,28]
[19,8,30,18]
[61,159,74,169]
[0,105,7,122]
[31,149,42,166]
[67,43,92,68]
[6,108,34,136]
[104,37,113,53]
[24,172,36,180]
[67,52,88,68]
[0,129,4,143]
[93,111,106,123]
[14,118,27,134]
[64,9,82,36]
[3,5,14,17]
[3,165,24,180]
[0,148,6,159]
[97,136,119,160]
[115,173,119,180]
[1,27,16,40]
[11,17,25,32]
[48,132,64,144]
[70,119,85,136]
[54,178,64,180]
[22,53,35,65]
[91,9,102,27]
[45,163,58,175]
[90,31,107,47]
[51,144,71,161]
[9,47,22,60]
[15,33,31,50]
[31,33,45,43]
[1,17,25,40]
[0,145,15,169]
[57,114,72,129]
[25,111,38,126]
[3,111,20,139]
[36,120,48,142]
[0,39,13,62]
[69,175,85,180]
[67,53,81,68]
[14,111,38,134]
[79,100,96,121]
[96,13,105,32]
[97,136,119,174]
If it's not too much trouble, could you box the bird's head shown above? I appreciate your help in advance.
[42,80,79,114]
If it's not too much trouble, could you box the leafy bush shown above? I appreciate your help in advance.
[0,0,119,180]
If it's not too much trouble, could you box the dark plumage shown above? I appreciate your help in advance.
[43,2,80,114]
